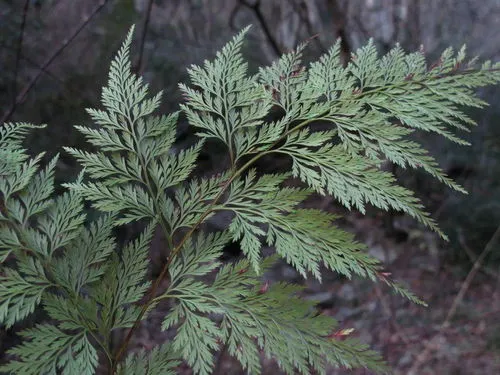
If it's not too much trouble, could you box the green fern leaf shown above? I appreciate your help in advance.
[180,25,273,163]
[169,230,231,282]
[0,267,50,328]
[0,226,23,262]
[0,152,44,201]
[51,213,116,292]
[36,190,86,254]
[0,122,46,150]
[277,133,446,237]
[118,343,181,375]
[92,223,154,330]
[3,25,500,375]
[63,181,156,226]
[42,294,99,331]
[147,139,204,193]
[163,172,229,232]
[18,155,59,219]
[0,324,98,375]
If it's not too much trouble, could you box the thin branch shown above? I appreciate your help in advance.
[408,223,500,375]
[1,0,108,124]
[1,43,63,84]
[12,0,30,106]
[240,0,282,57]
[327,0,352,65]
[133,0,154,75]
[289,0,327,53]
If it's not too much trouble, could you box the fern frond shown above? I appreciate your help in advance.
[277,133,445,237]
[92,223,154,330]
[3,25,499,375]
[169,230,231,282]
[18,155,59,219]
[36,189,86,253]
[163,172,229,232]
[64,148,142,186]
[219,170,381,280]
[63,181,156,226]
[147,139,204,193]
[180,25,273,163]
[160,255,276,374]
[97,25,161,130]
[118,343,181,375]
[0,226,21,261]
[157,231,235,374]
[0,324,98,375]
[1,123,129,372]
[65,27,207,245]
[308,39,356,101]
[258,41,313,119]
[229,280,388,375]
[42,293,100,331]
[0,152,45,201]
[346,42,500,144]
[114,223,154,307]
[0,266,50,328]
[0,122,46,150]
[51,213,116,292]
[162,255,387,375]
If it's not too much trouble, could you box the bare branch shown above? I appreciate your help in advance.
[1,0,109,124]
[326,0,352,64]
[240,0,282,57]
[12,0,30,106]
[133,0,154,75]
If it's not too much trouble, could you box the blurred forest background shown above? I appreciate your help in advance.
[1,0,500,374]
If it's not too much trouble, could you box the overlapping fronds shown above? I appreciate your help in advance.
[0,90,163,374]
[2,25,499,375]
[162,247,387,375]
[118,343,181,375]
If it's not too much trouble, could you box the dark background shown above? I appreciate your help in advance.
[1,1,500,374]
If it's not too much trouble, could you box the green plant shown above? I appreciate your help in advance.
[1,25,499,374]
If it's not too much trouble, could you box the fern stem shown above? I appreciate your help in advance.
[88,328,114,368]
[112,109,341,369]
[111,150,268,371]
[112,75,445,368]
[130,113,174,253]
[280,116,333,142]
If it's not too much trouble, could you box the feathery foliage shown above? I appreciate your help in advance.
[1,25,500,374]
